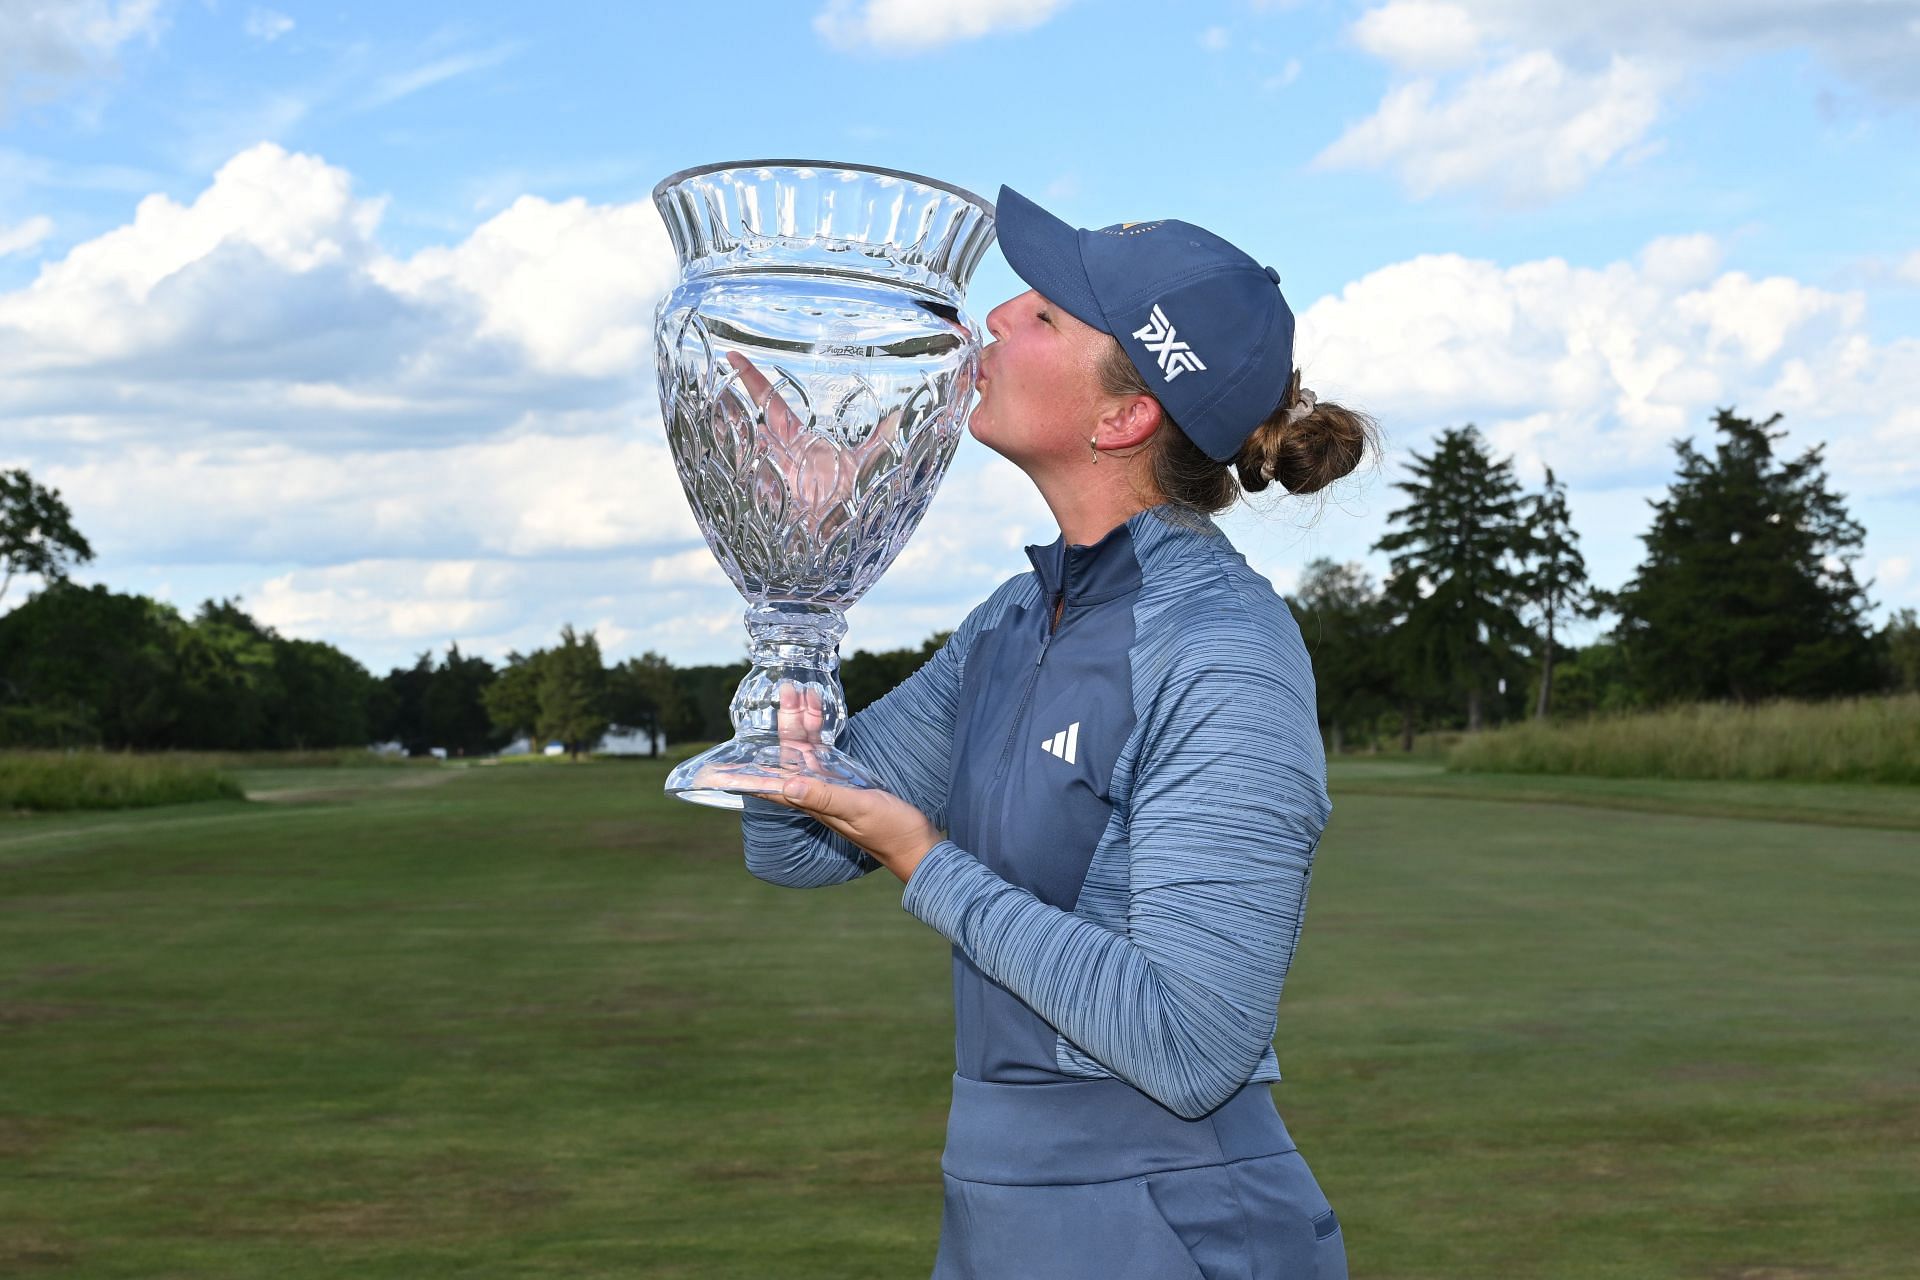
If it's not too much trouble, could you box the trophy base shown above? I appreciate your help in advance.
[665,734,887,811]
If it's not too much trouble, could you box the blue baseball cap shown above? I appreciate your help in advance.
[994,185,1297,462]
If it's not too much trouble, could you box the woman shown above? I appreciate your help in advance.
[740,185,1373,1279]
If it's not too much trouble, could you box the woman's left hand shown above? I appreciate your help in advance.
[771,774,943,885]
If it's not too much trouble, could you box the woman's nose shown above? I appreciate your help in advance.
[985,299,1009,342]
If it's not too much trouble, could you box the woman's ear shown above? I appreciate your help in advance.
[1100,394,1164,451]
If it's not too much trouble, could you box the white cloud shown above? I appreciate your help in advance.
[1293,235,1914,499]
[1898,251,1920,287]
[1262,58,1302,92]
[1351,0,1482,71]
[1638,233,1723,288]
[39,427,698,565]
[1452,0,1920,101]
[362,44,518,110]
[0,144,385,366]
[244,8,294,42]
[372,193,675,379]
[1330,0,1920,200]
[1317,50,1665,203]
[0,143,676,424]
[1199,26,1231,52]
[0,0,163,114]
[0,215,54,257]
[814,0,1070,53]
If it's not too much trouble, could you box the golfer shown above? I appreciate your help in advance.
[743,185,1370,1279]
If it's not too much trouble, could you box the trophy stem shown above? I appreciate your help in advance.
[665,602,888,810]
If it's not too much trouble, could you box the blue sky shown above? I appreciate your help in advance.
[2,0,1916,674]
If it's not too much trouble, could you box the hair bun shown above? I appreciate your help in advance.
[1235,394,1375,496]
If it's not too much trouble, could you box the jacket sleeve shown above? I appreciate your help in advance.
[898,613,1330,1118]
[740,586,1002,888]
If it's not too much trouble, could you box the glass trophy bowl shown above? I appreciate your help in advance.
[651,160,996,808]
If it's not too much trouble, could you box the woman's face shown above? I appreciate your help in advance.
[970,289,1117,470]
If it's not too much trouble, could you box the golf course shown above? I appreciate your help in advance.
[3,759,1915,1278]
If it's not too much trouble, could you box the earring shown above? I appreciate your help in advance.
[1088,434,1100,464]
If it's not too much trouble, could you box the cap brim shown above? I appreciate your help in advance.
[994,186,1107,333]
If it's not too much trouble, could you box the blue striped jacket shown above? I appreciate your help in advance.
[742,504,1331,1120]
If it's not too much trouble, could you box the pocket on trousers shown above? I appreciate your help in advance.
[1131,1178,1210,1280]
[1311,1208,1348,1280]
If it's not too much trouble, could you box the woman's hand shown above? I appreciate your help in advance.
[719,350,904,516]
[764,684,942,885]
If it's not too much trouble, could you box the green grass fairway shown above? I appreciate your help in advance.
[2,763,1916,1277]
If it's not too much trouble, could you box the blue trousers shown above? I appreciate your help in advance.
[932,1074,1346,1280]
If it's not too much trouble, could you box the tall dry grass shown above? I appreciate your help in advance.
[1,751,245,812]
[1448,694,1920,784]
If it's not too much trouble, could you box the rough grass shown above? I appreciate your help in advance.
[0,751,244,812]
[1448,693,1920,784]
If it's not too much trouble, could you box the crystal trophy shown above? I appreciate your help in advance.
[651,160,996,808]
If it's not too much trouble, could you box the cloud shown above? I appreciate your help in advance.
[1317,50,1665,203]
[1199,26,1231,52]
[1351,0,1482,71]
[1293,234,1917,499]
[1262,58,1302,92]
[0,216,54,257]
[38,427,698,566]
[244,8,294,42]
[814,0,1070,53]
[1456,0,1920,102]
[0,143,676,435]
[1329,0,1920,201]
[372,193,675,379]
[0,0,164,115]
[1899,251,1920,287]
[363,44,517,110]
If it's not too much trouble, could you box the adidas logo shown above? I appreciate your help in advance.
[1039,721,1080,765]
[1131,304,1207,382]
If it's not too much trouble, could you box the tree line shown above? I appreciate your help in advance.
[1293,408,1918,751]
[0,468,948,754]
[2,406,1915,757]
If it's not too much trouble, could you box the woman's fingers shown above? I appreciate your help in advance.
[725,351,802,441]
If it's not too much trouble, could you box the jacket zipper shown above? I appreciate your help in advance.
[988,590,1062,786]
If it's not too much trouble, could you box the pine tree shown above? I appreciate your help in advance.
[1374,426,1533,732]
[1614,409,1876,703]
[1521,467,1594,719]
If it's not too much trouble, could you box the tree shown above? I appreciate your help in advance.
[1521,467,1595,720]
[1288,559,1392,753]
[1880,609,1919,695]
[0,469,94,608]
[1374,426,1534,732]
[536,625,606,760]
[1613,409,1877,703]
[606,652,685,756]
[483,649,546,745]
[1538,640,1639,720]
[272,639,377,749]
[0,582,180,747]
[422,643,501,756]
[376,652,441,754]
[178,598,281,749]
[670,661,752,741]
[840,631,948,714]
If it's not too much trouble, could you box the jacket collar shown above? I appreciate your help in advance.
[1023,505,1169,606]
